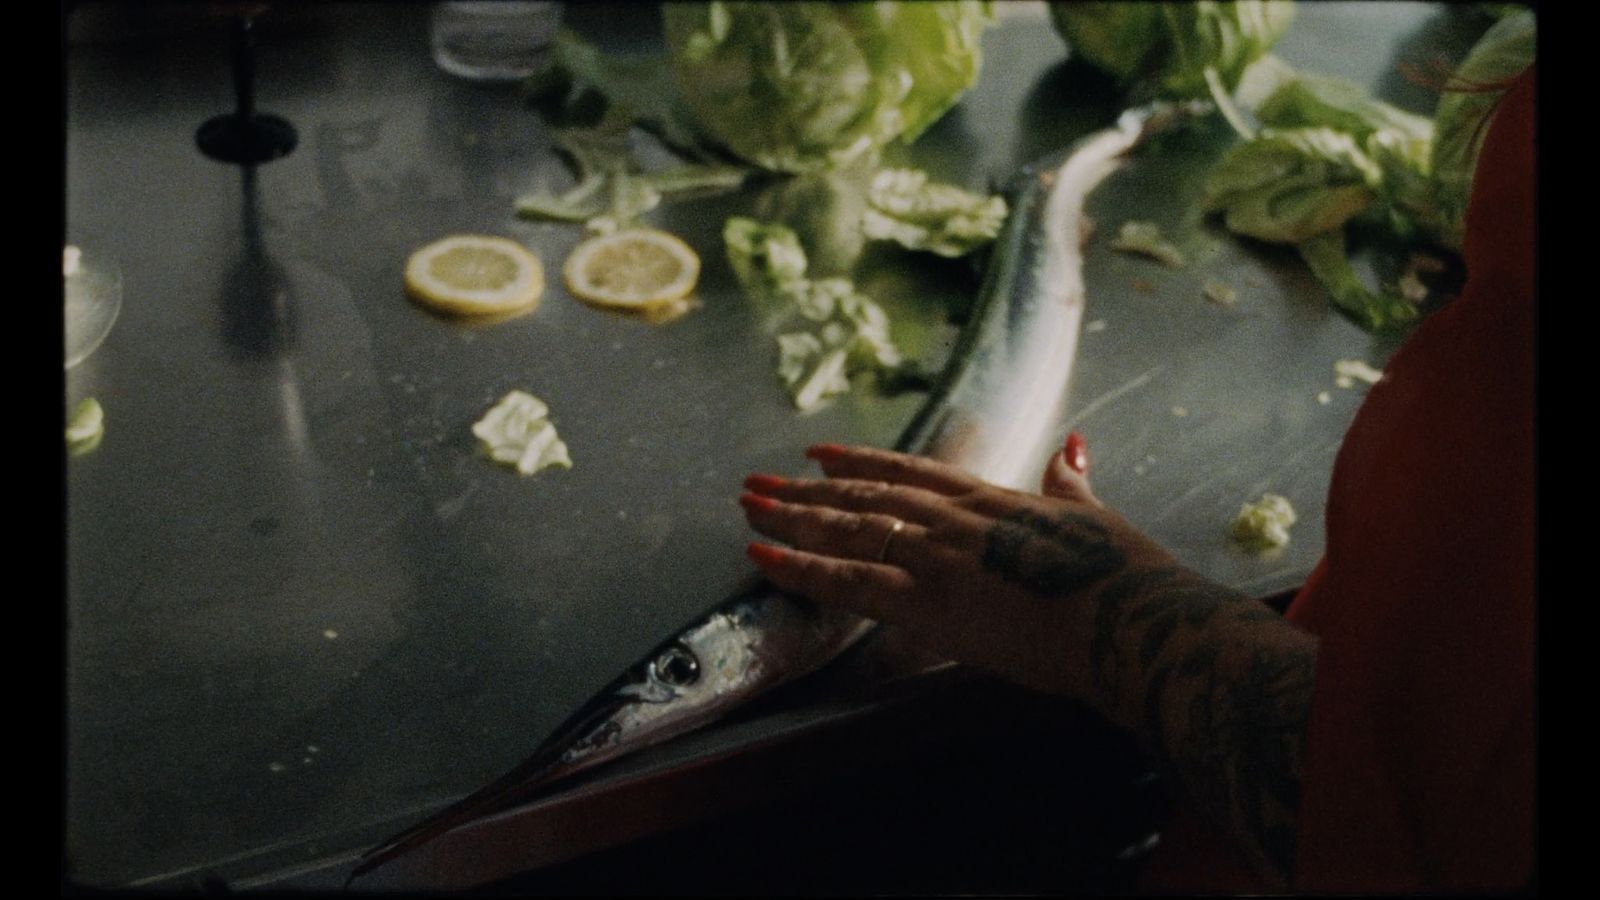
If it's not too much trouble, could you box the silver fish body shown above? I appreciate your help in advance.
[353,100,1207,883]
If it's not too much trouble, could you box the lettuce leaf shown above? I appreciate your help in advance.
[664,2,993,172]
[724,217,907,411]
[1050,1,1295,99]
[1203,127,1380,244]
[862,169,1007,258]
[1430,10,1535,250]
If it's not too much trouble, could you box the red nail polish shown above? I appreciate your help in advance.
[739,492,779,513]
[1064,431,1089,475]
[744,473,787,494]
[805,443,847,462]
[747,542,788,567]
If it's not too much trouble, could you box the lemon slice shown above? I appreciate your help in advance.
[405,235,544,316]
[563,228,700,310]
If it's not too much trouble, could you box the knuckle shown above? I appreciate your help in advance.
[838,564,872,587]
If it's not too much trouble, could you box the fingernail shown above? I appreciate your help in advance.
[1063,431,1089,475]
[805,443,846,462]
[747,542,788,567]
[739,492,779,513]
[744,473,787,494]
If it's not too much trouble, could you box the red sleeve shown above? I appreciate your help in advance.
[1284,66,1536,891]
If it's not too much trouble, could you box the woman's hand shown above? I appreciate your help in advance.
[738,438,1178,704]
[739,438,1318,886]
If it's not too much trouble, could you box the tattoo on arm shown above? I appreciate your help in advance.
[1089,566,1316,882]
[979,509,1315,881]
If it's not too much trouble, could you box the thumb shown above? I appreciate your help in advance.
[1041,431,1096,503]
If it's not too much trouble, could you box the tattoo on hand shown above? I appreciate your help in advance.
[982,510,1126,596]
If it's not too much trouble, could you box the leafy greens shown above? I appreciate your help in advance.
[663,1,993,173]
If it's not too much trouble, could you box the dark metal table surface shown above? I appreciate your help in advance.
[63,1,1488,889]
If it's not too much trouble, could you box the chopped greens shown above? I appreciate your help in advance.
[724,217,907,412]
[1297,232,1418,332]
[1200,14,1532,333]
[862,169,1008,258]
[1230,493,1297,553]
[1109,220,1186,268]
[723,218,810,305]
[472,391,573,476]
[66,398,104,456]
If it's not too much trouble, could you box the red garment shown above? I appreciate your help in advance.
[1143,69,1536,891]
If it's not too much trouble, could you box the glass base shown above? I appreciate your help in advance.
[196,113,298,164]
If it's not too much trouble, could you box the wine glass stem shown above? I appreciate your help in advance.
[232,15,257,121]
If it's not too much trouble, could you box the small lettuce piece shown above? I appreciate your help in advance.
[66,397,104,456]
[472,391,573,476]
[775,287,904,412]
[1333,358,1385,388]
[1110,220,1186,268]
[1430,10,1535,250]
[1230,493,1297,553]
[663,2,994,173]
[1298,232,1418,332]
[862,168,1007,257]
[1204,127,1380,244]
[780,340,852,413]
[1050,1,1295,99]
[723,217,907,411]
[724,217,811,303]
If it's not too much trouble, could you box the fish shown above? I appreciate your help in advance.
[349,99,1208,886]
[349,582,873,881]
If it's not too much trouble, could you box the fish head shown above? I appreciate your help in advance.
[553,609,770,773]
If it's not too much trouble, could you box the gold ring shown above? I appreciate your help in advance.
[877,518,905,563]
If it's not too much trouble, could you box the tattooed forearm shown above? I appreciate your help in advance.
[982,510,1126,595]
[1087,565,1317,884]
[979,508,1316,882]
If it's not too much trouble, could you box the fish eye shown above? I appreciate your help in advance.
[651,644,700,687]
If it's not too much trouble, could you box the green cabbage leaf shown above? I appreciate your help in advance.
[664,1,993,172]
[1049,1,1294,99]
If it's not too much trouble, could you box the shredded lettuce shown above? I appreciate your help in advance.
[472,391,573,475]
[1109,220,1186,268]
[724,217,907,411]
[862,169,1007,258]
[663,2,993,173]
[1230,493,1297,553]
[723,218,811,304]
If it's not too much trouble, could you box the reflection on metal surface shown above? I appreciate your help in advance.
[220,166,297,358]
